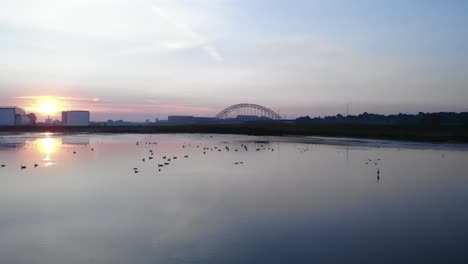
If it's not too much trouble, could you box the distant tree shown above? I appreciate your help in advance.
[294,111,467,126]
[296,116,312,122]
[26,113,37,125]
[430,113,440,126]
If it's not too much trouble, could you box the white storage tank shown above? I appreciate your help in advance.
[62,111,90,126]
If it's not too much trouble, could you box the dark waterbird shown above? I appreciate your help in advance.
[1,165,5,168]
[34,164,38,168]
[21,165,26,170]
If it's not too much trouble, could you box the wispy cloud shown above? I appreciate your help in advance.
[151,4,223,62]
[15,96,100,102]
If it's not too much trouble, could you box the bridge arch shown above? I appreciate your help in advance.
[216,103,281,120]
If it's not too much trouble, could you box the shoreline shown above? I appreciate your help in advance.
[0,123,467,144]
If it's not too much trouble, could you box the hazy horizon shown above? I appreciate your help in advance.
[1,0,467,121]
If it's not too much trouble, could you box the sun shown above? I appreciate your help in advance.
[38,103,59,116]
[27,96,66,117]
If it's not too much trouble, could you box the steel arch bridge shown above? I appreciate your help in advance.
[216,103,281,120]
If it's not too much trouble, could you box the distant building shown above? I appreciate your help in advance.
[62,111,90,126]
[234,115,272,121]
[0,107,34,126]
[168,115,195,124]
[193,117,218,123]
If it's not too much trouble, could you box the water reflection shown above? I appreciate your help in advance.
[62,136,90,145]
[0,133,467,263]
[35,137,61,166]
[0,142,26,150]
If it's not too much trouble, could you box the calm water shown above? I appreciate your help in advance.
[1,133,468,264]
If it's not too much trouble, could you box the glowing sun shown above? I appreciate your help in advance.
[38,103,59,116]
[28,96,66,117]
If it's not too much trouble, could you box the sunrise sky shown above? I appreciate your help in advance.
[1,0,467,121]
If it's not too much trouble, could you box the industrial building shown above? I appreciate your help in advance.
[168,115,196,124]
[62,111,90,126]
[167,115,219,125]
[0,107,33,126]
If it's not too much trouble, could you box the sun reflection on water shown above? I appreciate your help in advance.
[35,137,61,166]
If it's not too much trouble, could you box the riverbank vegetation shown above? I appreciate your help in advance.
[1,123,467,143]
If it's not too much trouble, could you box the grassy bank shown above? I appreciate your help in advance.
[0,123,467,143]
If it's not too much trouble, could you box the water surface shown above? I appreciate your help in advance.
[0,133,467,263]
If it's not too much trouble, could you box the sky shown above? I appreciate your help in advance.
[0,0,467,121]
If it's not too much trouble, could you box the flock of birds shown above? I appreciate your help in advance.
[0,145,96,171]
[0,137,383,183]
[0,163,39,170]
[299,144,383,182]
[366,158,382,182]
[131,141,276,174]
[0,139,278,174]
